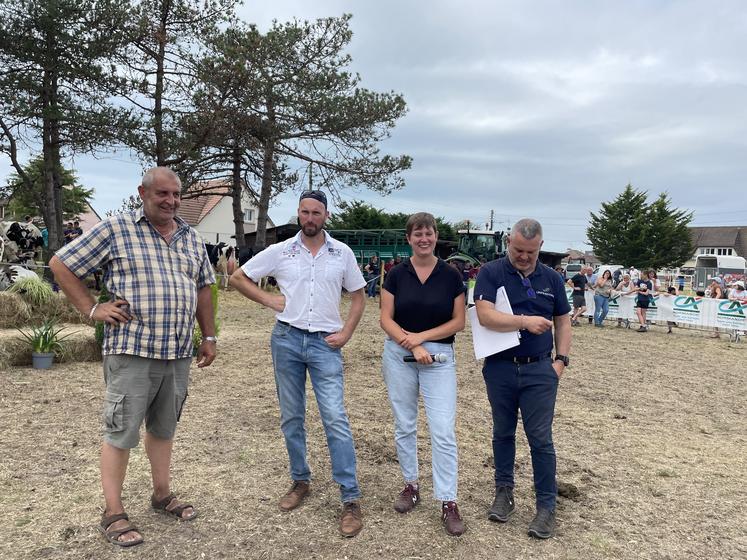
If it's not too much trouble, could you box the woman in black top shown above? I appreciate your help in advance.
[379,212,466,536]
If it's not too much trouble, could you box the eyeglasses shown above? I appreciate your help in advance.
[520,276,536,298]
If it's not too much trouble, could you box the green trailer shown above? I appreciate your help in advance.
[328,229,413,264]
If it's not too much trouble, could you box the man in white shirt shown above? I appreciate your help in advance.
[229,190,367,537]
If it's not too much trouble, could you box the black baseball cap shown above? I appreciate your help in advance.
[299,189,327,208]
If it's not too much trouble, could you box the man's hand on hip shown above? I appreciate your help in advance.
[92,300,131,325]
[324,330,351,349]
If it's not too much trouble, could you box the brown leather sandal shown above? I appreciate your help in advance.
[151,493,198,521]
[99,512,144,547]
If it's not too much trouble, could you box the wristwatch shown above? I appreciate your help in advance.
[203,336,218,343]
[554,354,569,367]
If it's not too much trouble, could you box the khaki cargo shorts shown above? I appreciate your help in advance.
[101,354,191,449]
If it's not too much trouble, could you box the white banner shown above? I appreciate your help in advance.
[565,288,747,329]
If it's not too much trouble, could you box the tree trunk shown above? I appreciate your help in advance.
[41,58,63,253]
[254,137,275,251]
[153,2,168,165]
[231,146,246,249]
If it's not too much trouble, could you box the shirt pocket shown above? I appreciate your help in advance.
[325,258,345,282]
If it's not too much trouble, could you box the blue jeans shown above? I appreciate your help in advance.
[381,338,458,501]
[366,276,378,297]
[483,357,559,510]
[593,294,610,325]
[270,321,360,503]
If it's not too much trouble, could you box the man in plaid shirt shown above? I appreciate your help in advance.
[50,167,217,547]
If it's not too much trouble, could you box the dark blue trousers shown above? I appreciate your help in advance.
[483,357,559,510]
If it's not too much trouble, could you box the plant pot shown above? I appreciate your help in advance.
[32,351,55,369]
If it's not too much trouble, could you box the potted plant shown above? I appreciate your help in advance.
[18,320,74,369]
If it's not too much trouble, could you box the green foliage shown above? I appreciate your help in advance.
[105,195,142,217]
[17,319,74,354]
[4,157,94,220]
[190,15,411,249]
[193,283,221,354]
[327,200,457,241]
[587,185,693,270]
[0,0,136,250]
[7,276,55,308]
[94,287,110,348]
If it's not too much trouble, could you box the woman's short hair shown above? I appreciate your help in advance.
[405,212,438,236]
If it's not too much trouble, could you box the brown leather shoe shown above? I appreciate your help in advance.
[339,501,363,538]
[442,501,465,536]
[393,484,420,513]
[278,480,310,512]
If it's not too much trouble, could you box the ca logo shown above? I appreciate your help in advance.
[674,296,700,311]
[718,300,746,317]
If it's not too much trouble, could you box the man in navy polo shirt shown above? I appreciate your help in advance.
[474,218,572,539]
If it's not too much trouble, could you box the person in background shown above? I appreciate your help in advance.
[379,212,466,536]
[365,254,380,298]
[707,278,724,338]
[593,270,614,327]
[584,267,597,324]
[635,270,653,332]
[614,273,635,328]
[665,285,678,333]
[567,267,588,326]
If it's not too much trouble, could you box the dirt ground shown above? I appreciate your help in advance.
[1,290,746,560]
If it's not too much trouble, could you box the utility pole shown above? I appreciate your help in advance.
[489,209,494,230]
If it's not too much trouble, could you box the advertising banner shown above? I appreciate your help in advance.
[563,289,746,330]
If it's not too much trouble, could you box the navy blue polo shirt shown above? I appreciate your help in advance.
[383,258,465,344]
[473,257,570,361]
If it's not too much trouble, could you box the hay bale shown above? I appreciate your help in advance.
[0,292,31,328]
[45,294,87,324]
[0,324,99,368]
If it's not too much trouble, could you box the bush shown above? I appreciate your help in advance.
[193,283,221,354]
[7,276,54,308]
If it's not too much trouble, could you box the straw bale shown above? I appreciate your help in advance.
[0,292,31,328]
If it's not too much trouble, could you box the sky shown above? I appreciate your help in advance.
[3,0,747,252]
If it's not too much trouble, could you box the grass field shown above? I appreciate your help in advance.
[1,290,745,559]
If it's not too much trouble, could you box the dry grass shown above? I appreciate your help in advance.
[1,290,746,560]
[0,292,86,329]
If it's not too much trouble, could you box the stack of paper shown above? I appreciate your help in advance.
[468,286,521,359]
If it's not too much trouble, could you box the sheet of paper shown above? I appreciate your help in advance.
[468,287,521,359]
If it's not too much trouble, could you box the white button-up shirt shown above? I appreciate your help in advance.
[242,231,366,332]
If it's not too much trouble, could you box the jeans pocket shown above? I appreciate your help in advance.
[103,391,125,432]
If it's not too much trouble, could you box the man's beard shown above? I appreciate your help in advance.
[302,223,323,237]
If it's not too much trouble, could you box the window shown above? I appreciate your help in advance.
[243,209,254,222]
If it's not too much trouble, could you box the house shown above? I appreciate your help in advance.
[686,226,747,287]
[687,226,747,260]
[178,179,272,245]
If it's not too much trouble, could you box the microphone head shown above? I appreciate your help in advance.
[433,353,448,363]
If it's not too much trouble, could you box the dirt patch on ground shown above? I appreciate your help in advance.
[1,291,745,559]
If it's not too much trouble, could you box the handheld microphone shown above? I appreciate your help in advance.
[403,353,448,363]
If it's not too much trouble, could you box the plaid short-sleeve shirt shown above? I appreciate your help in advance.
[55,209,215,359]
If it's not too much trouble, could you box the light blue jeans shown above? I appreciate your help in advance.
[381,338,458,501]
[593,294,610,325]
[270,321,360,503]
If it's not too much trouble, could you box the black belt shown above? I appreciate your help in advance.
[497,352,552,364]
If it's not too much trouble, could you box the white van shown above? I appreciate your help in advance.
[594,264,624,279]
[564,263,584,276]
